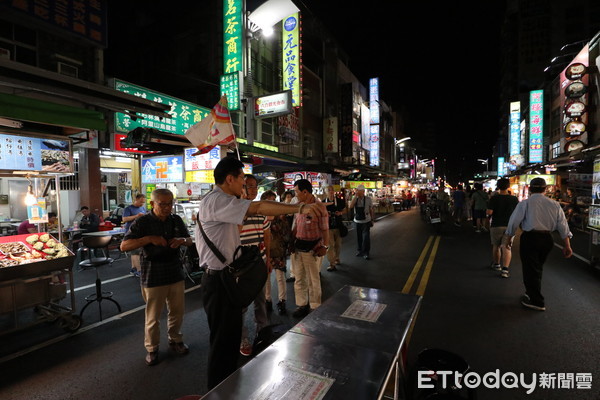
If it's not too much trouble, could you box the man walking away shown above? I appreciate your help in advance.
[120,189,193,366]
[471,183,489,233]
[486,178,519,278]
[452,185,466,227]
[504,178,572,311]
[349,185,374,260]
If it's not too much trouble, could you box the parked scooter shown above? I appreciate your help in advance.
[425,203,443,234]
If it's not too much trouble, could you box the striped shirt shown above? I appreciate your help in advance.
[240,215,271,257]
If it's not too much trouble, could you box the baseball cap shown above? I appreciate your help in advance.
[529,177,547,188]
[356,184,366,191]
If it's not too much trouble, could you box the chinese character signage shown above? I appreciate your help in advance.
[114,80,210,136]
[509,101,520,157]
[223,0,243,74]
[1,0,108,46]
[220,72,241,111]
[370,125,380,167]
[184,146,221,171]
[529,90,543,163]
[361,104,371,151]
[0,134,72,172]
[497,157,505,177]
[369,78,380,124]
[141,156,184,184]
[254,91,292,118]
[323,117,338,154]
[282,13,301,107]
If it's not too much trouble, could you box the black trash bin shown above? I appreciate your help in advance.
[411,348,476,400]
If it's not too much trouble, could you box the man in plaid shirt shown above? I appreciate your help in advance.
[291,179,329,318]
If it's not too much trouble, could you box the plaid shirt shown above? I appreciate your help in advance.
[295,198,328,241]
[124,211,190,288]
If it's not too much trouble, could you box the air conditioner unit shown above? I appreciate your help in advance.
[57,61,78,78]
[0,48,10,59]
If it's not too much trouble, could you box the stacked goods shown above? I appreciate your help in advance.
[0,233,70,268]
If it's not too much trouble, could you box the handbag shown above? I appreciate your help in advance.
[198,221,267,308]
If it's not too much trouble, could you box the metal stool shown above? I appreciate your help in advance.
[79,235,121,321]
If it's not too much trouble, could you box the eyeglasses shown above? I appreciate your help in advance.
[156,202,173,208]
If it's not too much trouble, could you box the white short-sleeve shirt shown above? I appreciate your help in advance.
[195,186,251,270]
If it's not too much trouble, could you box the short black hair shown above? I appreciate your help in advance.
[244,174,257,183]
[48,212,57,219]
[214,156,244,185]
[294,179,312,193]
[497,178,510,191]
[80,206,89,211]
[135,194,146,200]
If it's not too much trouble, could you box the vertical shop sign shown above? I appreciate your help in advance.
[145,184,155,210]
[220,71,242,111]
[509,101,521,157]
[223,0,243,74]
[361,104,371,151]
[497,156,505,177]
[323,117,338,153]
[282,13,302,107]
[340,83,353,157]
[369,78,380,166]
[529,90,543,163]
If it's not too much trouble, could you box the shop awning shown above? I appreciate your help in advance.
[0,58,171,119]
[0,92,106,131]
[119,127,190,153]
[238,143,303,164]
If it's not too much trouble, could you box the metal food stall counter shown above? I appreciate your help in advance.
[0,233,80,335]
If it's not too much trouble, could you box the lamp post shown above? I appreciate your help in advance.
[477,158,489,176]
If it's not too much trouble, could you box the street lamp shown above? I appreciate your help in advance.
[395,137,411,146]
[477,158,489,174]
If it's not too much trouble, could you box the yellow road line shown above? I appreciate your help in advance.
[402,236,433,294]
[416,236,441,296]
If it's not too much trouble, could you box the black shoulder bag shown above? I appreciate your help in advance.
[198,221,267,308]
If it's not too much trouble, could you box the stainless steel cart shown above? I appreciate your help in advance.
[0,254,81,335]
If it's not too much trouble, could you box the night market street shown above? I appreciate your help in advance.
[1,208,598,400]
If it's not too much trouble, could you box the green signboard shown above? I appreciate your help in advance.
[223,0,243,74]
[114,80,210,135]
[220,71,241,111]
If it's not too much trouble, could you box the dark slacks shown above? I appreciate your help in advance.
[202,271,243,390]
[519,231,554,307]
[356,222,371,256]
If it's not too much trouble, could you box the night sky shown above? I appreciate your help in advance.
[301,0,507,183]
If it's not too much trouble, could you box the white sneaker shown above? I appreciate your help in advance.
[501,267,509,278]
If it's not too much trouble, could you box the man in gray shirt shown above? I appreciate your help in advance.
[504,178,572,311]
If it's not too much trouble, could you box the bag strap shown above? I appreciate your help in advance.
[198,220,227,265]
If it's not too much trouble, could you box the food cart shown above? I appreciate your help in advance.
[0,132,80,335]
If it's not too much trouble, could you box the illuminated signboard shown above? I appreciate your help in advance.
[184,146,221,171]
[141,156,184,183]
[369,78,380,124]
[186,163,252,183]
[220,72,241,111]
[114,80,210,135]
[529,90,543,163]
[509,101,520,157]
[361,104,371,151]
[370,125,380,167]
[497,156,505,177]
[344,181,383,189]
[323,117,338,153]
[223,0,243,74]
[526,174,556,186]
[0,134,72,172]
[282,13,302,107]
[254,91,293,118]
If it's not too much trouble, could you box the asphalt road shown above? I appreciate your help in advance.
[0,209,599,400]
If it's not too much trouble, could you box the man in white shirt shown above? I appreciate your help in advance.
[196,157,328,390]
[504,178,572,311]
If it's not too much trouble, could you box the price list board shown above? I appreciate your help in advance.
[0,134,42,171]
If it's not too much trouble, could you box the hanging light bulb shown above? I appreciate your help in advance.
[25,177,36,206]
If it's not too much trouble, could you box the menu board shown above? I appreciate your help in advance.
[588,157,600,231]
[141,156,184,184]
[0,134,72,172]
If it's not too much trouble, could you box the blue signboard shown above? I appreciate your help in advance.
[0,134,72,172]
[141,156,184,184]
[497,157,505,177]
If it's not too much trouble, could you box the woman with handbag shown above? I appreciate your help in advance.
[324,185,346,271]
